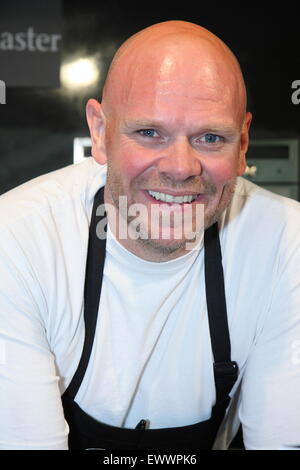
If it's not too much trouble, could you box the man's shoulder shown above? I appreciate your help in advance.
[228,177,300,252]
[234,177,300,219]
[0,158,106,231]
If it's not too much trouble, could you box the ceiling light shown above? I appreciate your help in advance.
[60,57,100,90]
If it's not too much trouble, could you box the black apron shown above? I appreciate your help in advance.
[62,186,238,450]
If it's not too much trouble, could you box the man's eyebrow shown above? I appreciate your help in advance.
[122,119,165,129]
[122,119,239,135]
[200,125,239,136]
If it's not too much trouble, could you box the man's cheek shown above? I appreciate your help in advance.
[208,162,236,187]
[118,155,141,181]
[119,150,154,181]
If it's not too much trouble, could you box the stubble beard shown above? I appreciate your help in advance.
[105,162,237,258]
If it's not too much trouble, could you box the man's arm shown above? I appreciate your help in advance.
[0,228,68,449]
[240,226,300,450]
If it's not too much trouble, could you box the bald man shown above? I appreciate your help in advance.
[0,21,300,450]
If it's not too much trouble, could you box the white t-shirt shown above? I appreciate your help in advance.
[0,157,300,450]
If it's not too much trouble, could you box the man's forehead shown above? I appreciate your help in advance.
[116,83,241,134]
[116,52,231,109]
[115,63,237,126]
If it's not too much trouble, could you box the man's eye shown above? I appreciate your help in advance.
[201,133,222,144]
[138,129,158,138]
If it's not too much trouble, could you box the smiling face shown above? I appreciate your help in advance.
[87,22,252,261]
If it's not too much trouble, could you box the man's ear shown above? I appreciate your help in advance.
[237,111,252,176]
[86,99,107,164]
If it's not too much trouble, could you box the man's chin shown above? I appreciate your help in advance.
[135,233,201,256]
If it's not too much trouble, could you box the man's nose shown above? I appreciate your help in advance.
[157,137,202,181]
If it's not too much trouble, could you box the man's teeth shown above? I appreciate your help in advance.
[148,190,198,203]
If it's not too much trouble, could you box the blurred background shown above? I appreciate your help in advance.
[0,0,299,197]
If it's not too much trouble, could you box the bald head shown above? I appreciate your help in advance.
[102,20,247,126]
[86,20,252,261]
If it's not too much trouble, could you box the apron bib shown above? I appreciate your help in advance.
[62,186,238,450]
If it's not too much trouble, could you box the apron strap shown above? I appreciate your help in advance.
[63,187,238,404]
[204,223,238,404]
[65,186,106,400]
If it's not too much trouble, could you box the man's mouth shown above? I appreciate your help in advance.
[147,190,200,204]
